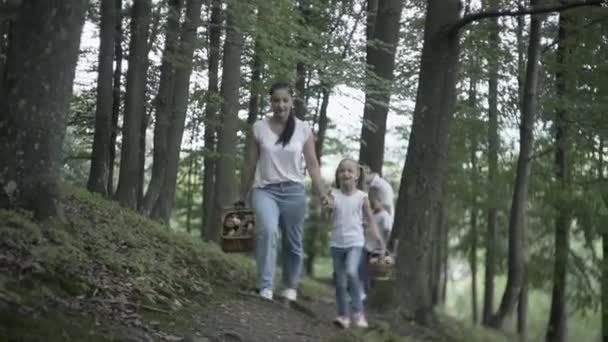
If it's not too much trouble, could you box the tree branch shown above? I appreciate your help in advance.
[452,0,606,34]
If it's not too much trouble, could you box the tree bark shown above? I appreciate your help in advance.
[108,0,123,196]
[201,0,222,238]
[208,0,245,242]
[0,0,87,219]
[88,0,118,196]
[393,0,461,326]
[518,271,529,341]
[114,0,152,209]
[546,8,572,342]
[482,0,500,326]
[142,0,184,215]
[150,0,204,223]
[358,0,402,174]
[490,0,543,328]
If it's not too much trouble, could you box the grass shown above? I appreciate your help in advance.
[0,184,514,342]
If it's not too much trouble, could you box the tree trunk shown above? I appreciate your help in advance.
[108,0,123,196]
[150,0,203,224]
[88,0,118,196]
[490,0,543,328]
[0,0,87,219]
[393,0,461,325]
[208,1,245,242]
[142,0,183,215]
[294,0,310,121]
[470,208,479,324]
[430,197,446,306]
[358,0,402,173]
[201,0,222,238]
[240,17,263,189]
[518,272,529,341]
[0,19,10,92]
[545,9,572,342]
[114,0,152,209]
[482,0,500,326]
[304,85,331,276]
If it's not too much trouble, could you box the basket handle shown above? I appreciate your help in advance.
[233,200,246,208]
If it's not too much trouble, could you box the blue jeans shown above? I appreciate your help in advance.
[331,246,364,316]
[359,249,370,292]
[252,182,306,291]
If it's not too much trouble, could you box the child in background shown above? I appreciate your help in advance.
[359,187,392,295]
[325,158,385,329]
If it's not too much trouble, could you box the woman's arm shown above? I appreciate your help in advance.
[303,135,330,203]
[239,136,259,203]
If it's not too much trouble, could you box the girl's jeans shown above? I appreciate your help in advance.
[252,182,306,292]
[331,246,364,316]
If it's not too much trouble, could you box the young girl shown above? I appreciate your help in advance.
[326,158,384,329]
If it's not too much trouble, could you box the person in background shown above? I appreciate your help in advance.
[240,81,331,302]
[363,167,395,229]
[359,187,392,296]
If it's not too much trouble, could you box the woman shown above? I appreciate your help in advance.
[240,82,330,301]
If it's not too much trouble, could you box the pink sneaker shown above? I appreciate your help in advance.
[333,316,350,329]
[352,312,368,328]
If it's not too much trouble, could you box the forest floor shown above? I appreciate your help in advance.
[0,185,511,342]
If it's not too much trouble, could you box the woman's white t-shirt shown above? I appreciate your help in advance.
[252,117,311,188]
[330,189,367,249]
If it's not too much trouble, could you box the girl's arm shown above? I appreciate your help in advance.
[362,197,385,253]
[303,135,331,207]
[239,134,259,203]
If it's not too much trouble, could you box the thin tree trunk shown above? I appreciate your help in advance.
[108,0,123,196]
[201,0,222,238]
[142,0,183,215]
[294,0,310,121]
[114,0,152,209]
[482,0,500,326]
[0,0,87,219]
[358,0,403,174]
[240,16,263,188]
[185,152,196,233]
[393,0,461,326]
[304,85,331,276]
[518,271,529,341]
[490,0,543,328]
[545,8,572,342]
[430,197,446,306]
[150,0,203,224]
[88,0,118,196]
[468,76,479,324]
[208,0,246,241]
[440,201,449,305]
[470,207,479,324]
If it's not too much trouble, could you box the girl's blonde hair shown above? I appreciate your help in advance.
[334,158,367,190]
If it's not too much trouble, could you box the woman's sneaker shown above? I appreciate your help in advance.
[352,312,369,328]
[281,288,297,301]
[259,288,273,300]
[333,316,350,329]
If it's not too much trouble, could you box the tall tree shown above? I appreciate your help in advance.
[201,0,222,237]
[150,0,204,223]
[358,0,403,173]
[108,0,124,196]
[393,0,461,325]
[490,0,543,328]
[142,0,184,215]
[114,0,152,209]
[545,8,573,342]
[208,0,246,242]
[0,0,87,219]
[88,0,118,196]
[482,0,500,325]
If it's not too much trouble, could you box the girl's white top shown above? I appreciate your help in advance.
[330,189,367,248]
[365,210,391,252]
[252,117,311,188]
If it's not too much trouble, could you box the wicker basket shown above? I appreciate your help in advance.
[369,261,394,280]
[220,206,255,253]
